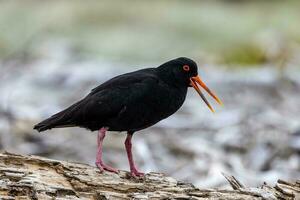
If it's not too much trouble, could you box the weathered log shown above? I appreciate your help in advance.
[0,152,298,200]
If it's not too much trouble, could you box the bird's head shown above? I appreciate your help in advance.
[158,57,223,112]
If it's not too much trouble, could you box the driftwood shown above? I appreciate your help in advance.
[0,152,298,200]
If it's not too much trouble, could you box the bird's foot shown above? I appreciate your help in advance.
[130,169,144,177]
[96,162,119,173]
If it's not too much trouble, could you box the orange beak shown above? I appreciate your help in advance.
[190,76,223,112]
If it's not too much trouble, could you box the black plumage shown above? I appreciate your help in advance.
[34,57,222,176]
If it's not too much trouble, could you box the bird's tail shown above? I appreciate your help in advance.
[34,100,83,132]
[33,110,75,132]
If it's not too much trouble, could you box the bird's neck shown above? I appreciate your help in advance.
[156,67,187,89]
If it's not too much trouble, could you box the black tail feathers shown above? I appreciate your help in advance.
[34,114,66,132]
[33,122,52,132]
[33,109,76,132]
[33,99,85,132]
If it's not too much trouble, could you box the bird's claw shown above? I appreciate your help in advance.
[130,169,144,177]
[96,162,119,173]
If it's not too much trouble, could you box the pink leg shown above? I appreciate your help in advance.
[95,127,118,173]
[125,132,144,177]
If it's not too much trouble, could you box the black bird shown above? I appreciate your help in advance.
[34,57,222,176]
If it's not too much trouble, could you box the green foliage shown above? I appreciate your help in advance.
[0,0,299,66]
[221,43,267,66]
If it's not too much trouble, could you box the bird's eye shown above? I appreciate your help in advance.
[183,65,190,72]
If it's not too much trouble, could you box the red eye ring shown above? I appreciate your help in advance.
[183,65,190,71]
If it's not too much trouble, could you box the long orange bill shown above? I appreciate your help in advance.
[190,76,223,112]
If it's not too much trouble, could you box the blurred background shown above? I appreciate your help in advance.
[0,0,299,188]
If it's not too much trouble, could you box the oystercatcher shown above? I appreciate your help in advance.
[34,57,222,176]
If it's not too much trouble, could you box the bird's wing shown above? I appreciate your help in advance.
[77,68,160,123]
[90,68,157,95]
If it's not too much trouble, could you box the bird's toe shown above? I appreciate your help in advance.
[95,163,104,172]
[102,164,119,173]
[131,170,145,177]
[96,162,119,173]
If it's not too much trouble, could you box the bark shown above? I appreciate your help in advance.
[0,152,298,200]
